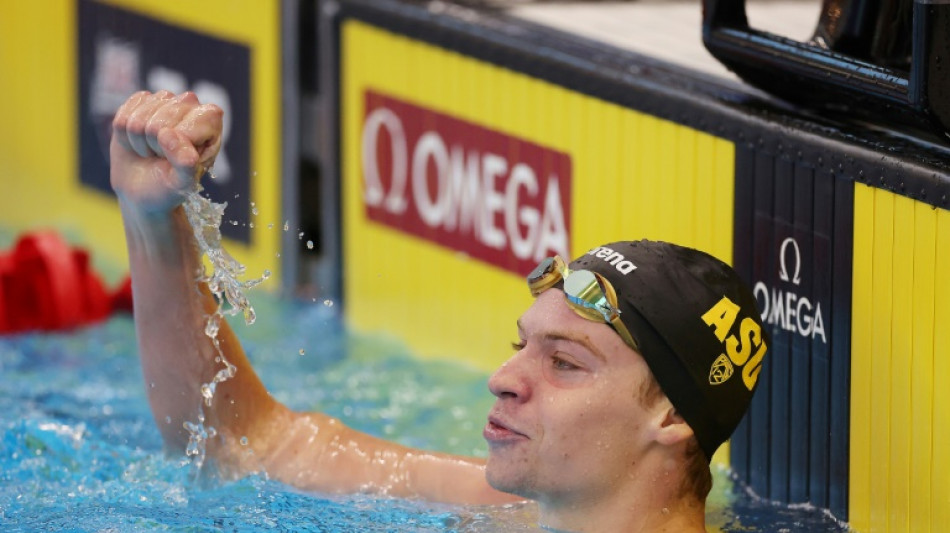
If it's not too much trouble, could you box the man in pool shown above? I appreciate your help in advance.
[111,90,768,533]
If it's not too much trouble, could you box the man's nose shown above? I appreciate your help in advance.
[487,349,533,401]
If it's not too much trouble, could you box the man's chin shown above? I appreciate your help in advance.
[485,461,533,500]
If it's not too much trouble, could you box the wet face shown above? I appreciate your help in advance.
[483,289,663,505]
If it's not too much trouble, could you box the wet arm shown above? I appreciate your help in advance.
[244,411,522,505]
[112,90,519,506]
[120,202,282,455]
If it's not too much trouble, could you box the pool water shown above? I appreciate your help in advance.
[0,295,850,532]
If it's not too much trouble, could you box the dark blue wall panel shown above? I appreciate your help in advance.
[732,146,853,520]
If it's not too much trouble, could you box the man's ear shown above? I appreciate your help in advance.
[653,406,694,447]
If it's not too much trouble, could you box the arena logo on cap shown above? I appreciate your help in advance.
[360,90,572,275]
[700,296,767,390]
[585,246,637,274]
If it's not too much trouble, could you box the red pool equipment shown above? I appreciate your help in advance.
[0,231,132,334]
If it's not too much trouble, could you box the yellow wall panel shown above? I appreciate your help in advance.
[657,120,681,242]
[852,186,950,532]
[933,211,950,531]
[850,183,874,532]
[342,22,530,372]
[869,187,894,530]
[341,21,735,372]
[0,0,281,283]
[693,132,715,248]
[711,137,735,258]
[910,200,936,532]
[889,194,914,532]
[0,1,78,238]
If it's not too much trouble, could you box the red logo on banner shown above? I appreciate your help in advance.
[361,90,572,275]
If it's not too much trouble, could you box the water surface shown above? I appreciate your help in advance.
[0,296,849,532]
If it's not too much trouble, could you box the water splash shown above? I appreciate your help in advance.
[179,180,268,470]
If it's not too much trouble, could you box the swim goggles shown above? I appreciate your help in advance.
[527,256,639,352]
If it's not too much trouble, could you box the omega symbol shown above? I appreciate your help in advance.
[778,237,802,286]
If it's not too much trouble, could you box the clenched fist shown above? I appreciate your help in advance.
[110,90,223,214]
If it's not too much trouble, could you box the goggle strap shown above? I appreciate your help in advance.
[610,315,640,351]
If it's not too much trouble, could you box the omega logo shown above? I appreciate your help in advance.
[778,237,802,285]
[360,97,571,267]
[753,236,827,344]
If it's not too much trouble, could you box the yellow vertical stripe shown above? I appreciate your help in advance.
[889,194,915,531]
[618,108,639,245]
[850,183,874,532]
[674,126,696,247]
[693,133,715,252]
[712,138,735,263]
[657,120,678,243]
[637,114,660,238]
[547,82,569,251]
[910,201,936,533]
[601,101,623,240]
[570,93,594,250]
[933,209,950,530]
[577,93,599,244]
[869,188,893,530]
[585,93,605,248]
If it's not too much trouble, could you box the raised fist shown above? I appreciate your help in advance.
[110,90,223,214]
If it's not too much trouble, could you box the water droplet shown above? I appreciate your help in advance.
[249,222,255,229]
[276,252,281,258]
[181,184,267,463]
[150,382,155,388]
[283,221,290,231]
[251,206,258,216]
[267,223,274,229]
[323,299,334,307]
[262,269,271,278]
[298,232,304,239]
[306,240,314,250]
[299,348,306,356]
[165,416,172,424]
[240,436,249,446]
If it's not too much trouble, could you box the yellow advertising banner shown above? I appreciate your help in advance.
[0,0,281,283]
[341,20,736,373]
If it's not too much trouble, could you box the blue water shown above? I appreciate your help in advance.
[0,295,850,532]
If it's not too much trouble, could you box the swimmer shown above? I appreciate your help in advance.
[111,90,767,533]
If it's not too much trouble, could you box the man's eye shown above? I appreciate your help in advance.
[541,353,594,388]
[549,354,580,371]
[511,340,526,351]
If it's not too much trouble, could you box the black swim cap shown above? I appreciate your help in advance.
[569,240,768,460]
